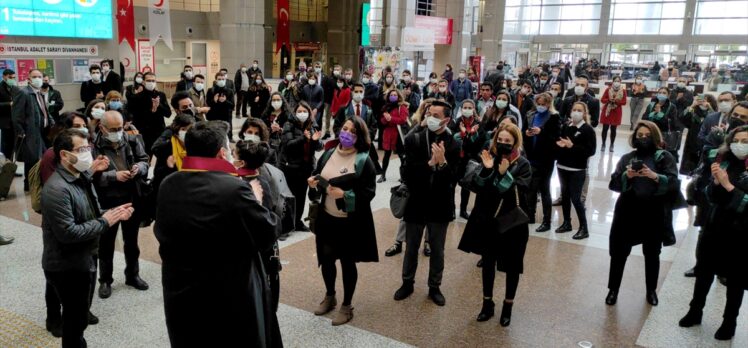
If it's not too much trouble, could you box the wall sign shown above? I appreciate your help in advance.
[401,27,434,52]
[414,15,453,45]
[0,43,98,57]
[137,39,156,74]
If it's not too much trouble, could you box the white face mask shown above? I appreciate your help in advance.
[178,130,187,143]
[68,150,93,172]
[635,79,642,84]
[550,90,559,98]
[194,83,204,92]
[30,77,43,88]
[184,71,193,79]
[352,92,364,102]
[459,73,466,79]
[314,67,321,73]
[271,100,283,110]
[296,112,309,123]
[699,104,709,111]
[438,86,447,93]
[106,130,123,143]
[613,82,621,89]
[571,111,584,123]
[145,81,157,91]
[719,101,733,113]
[246,134,261,143]
[90,73,101,82]
[344,74,352,80]
[252,64,258,69]
[74,127,89,136]
[362,77,370,84]
[403,76,411,83]
[521,87,531,95]
[241,67,247,72]
[495,100,508,109]
[462,108,474,117]
[385,77,393,84]
[574,85,585,96]
[333,70,341,77]
[308,79,317,86]
[286,74,293,81]
[730,142,748,159]
[102,66,110,73]
[677,82,686,88]
[216,80,226,88]
[337,82,344,89]
[135,77,144,84]
[255,79,263,85]
[91,108,106,119]
[430,78,438,84]
[426,116,443,132]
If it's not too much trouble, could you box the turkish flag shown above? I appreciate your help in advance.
[117,0,135,51]
[276,0,290,54]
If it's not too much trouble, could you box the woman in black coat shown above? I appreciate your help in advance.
[606,120,679,307]
[642,87,679,158]
[679,125,748,341]
[458,123,532,327]
[678,94,717,175]
[307,116,378,326]
[481,91,518,135]
[280,101,322,231]
[248,73,271,119]
[451,99,486,219]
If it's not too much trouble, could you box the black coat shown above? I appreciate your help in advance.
[103,71,123,94]
[642,99,677,135]
[279,115,321,171]
[12,86,53,164]
[669,87,693,129]
[678,107,709,175]
[151,129,178,191]
[206,87,235,122]
[458,156,532,274]
[556,122,596,170]
[247,86,271,119]
[80,80,105,106]
[129,89,170,151]
[522,110,562,168]
[402,127,461,224]
[155,169,281,348]
[301,84,324,113]
[310,148,379,264]
[45,87,65,122]
[0,80,19,129]
[609,149,679,254]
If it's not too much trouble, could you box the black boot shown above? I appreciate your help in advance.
[605,289,618,305]
[125,275,149,290]
[555,221,572,233]
[394,281,414,301]
[646,290,659,306]
[476,299,495,322]
[714,319,736,340]
[678,308,703,327]
[572,225,589,240]
[384,242,402,257]
[683,266,696,277]
[499,301,513,327]
[88,311,99,325]
[46,316,62,337]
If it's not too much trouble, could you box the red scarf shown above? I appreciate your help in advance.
[180,156,238,176]
[237,167,259,177]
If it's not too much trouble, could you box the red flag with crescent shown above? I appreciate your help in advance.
[117,0,135,51]
[276,0,290,54]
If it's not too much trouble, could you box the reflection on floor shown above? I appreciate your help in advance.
[1,128,746,347]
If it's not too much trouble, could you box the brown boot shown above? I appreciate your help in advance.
[314,295,337,315]
[332,305,353,326]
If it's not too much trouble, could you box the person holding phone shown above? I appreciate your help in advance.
[458,123,532,327]
[606,120,679,307]
[306,116,378,326]
[206,72,236,142]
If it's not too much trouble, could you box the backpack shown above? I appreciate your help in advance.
[29,161,43,214]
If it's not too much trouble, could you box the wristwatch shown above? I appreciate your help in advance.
[437,161,448,170]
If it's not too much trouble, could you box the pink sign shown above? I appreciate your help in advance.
[414,15,453,45]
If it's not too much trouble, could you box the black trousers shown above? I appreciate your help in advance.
[690,272,745,322]
[46,256,98,320]
[608,241,662,292]
[369,147,382,174]
[283,167,312,227]
[0,126,15,159]
[99,211,141,284]
[236,90,248,116]
[482,253,520,300]
[527,164,554,224]
[558,168,587,227]
[459,186,471,213]
[45,269,95,348]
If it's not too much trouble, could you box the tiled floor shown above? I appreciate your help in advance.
[1,123,746,347]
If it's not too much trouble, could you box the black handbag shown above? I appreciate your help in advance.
[305,199,320,233]
[494,186,529,234]
[390,184,409,218]
[459,159,482,191]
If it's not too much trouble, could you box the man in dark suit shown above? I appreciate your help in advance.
[560,75,600,126]
[42,75,64,123]
[80,64,106,106]
[0,69,19,159]
[155,121,281,347]
[100,59,123,94]
[128,72,170,156]
[12,69,54,191]
[206,72,236,141]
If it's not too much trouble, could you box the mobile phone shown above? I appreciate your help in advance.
[314,175,330,191]
[631,159,643,171]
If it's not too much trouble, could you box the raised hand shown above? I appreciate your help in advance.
[480,150,494,169]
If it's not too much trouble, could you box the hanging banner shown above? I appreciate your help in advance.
[401,27,435,52]
[414,15,453,45]
[117,0,136,51]
[148,0,173,50]
[276,0,290,54]
[138,40,156,74]
[0,43,98,57]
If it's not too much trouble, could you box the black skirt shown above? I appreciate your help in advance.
[314,209,356,264]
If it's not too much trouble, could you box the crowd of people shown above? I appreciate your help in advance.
[0,55,745,347]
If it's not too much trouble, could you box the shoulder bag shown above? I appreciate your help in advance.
[494,185,529,234]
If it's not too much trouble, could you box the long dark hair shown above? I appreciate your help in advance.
[719,125,748,160]
[293,101,315,130]
[340,116,371,153]
[262,91,290,118]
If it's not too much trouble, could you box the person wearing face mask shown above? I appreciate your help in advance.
[628,75,649,131]
[328,77,352,139]
[511,79,536,121]
[248,73,271,120]
[449,69,474,104]
[151,114,195,209]
[361,71,380,106]
[13,68,55,192]
[129,72,170,157]
[643,87,679,158]
[422,72,439,95]
[322,65,343,133]
[248,59,263,76]
[239,118,278,166]
[333,83,381,174]
[560,75,600,127]
[80,64,106,107]
[176,65,195,93]
[522,93,562,232]
[154,121,281,348]
[670,77,694,124]
[482,91,520,134]
[0,69,20,161]
[41,74,65,124]
[90,111,150,299]
[451,100,485,219]
[301,72,325,125]
[184,74,210,121]
[394,101,460,306]
[278,69,295,94]
[707,69,736,92]
[306,116,378,326]
[532,71,550,94]
[281,102,322,231]
[41,129,134,347]
[442,64,454,83]
[99,59,122,94]
[659,62,679,85]
[606,121,680,307]
[84,99,107,139]
[679,125,748,341]
[548,82,563,113]
[600,76,627,153]
[234,64,251,118]
[125,72,145,101]
[430,79,456,110]
[377,90,409,183]
[260,92,291,162]
[398,70,422,115]
[206,72,236,141]
[679,94,717,175]
[458,123,531,326]
[698,92,737,145]
[554,102,596,239]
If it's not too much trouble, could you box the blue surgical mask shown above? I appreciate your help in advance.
[657,94,668,102]
[536,105,548,113]
[109,101,123,110]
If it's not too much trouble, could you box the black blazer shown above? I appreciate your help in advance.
[0,80,19,129]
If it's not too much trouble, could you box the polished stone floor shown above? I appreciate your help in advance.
[1,122,746,347]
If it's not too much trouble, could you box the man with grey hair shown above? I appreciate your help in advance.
[91,110,150,299]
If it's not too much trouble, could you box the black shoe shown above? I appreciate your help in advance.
[384,243,402,257]
[296,223,310,232]
[684,266,696,278]
[477,299,495,322]
[535,222,551,232]
[678,308,702,327]
[98,282,112,299]
[0,235,14,245]
[87,311,99,325]
[552,197,562,206]
[609,145,615,153]
[555,221,573,233]
[428,287,445,306]
[714,320,736,340]
[459,211,470,220]
[423,242,431,257]
[605,290,618,305]
[499,301,513,327]
[126,276,149,291]
[718,277,728,286]
[646,290,658,306]
[278,232,290,241]
[377,175,386,183]
[600,144,606,152]
[476,259,483,268]
[572,226,589,240]
[394,282,414,301]
[46,317,62,337]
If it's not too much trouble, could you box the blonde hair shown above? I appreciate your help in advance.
[105,91,122,103]
[534,92,558,114]
[412,98,435,125]
[490,123,523,160]
[571,101,590,123]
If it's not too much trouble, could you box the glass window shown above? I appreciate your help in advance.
[693,0,748,34]
[609,0,686,34]
[504,0,601,35]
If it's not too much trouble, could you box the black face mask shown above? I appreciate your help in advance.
[496,143,513,156]
[728,117,746,131]
[42,83,50,89]
[633,137,655,153]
